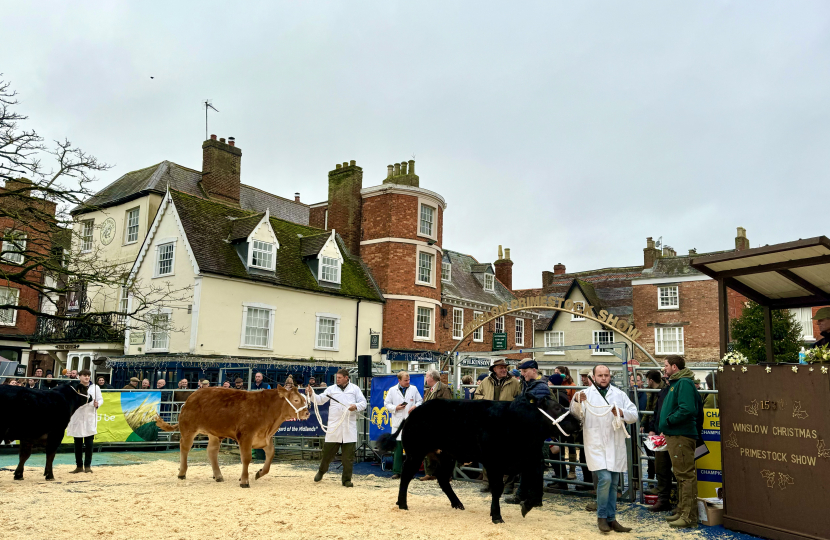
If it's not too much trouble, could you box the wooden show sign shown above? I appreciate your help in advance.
[720,364,830,540]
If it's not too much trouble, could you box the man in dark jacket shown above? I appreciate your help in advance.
[658,355,702,529]
[644,370,672,511]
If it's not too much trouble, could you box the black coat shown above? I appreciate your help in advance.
[645,383,671,434]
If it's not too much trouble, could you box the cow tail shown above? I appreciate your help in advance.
[154,415,179,432]
[376,419,407,452]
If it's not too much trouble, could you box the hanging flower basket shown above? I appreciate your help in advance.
[720,351,748,365]
[805,344,830,364]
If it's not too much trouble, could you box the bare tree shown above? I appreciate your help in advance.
[0,77,190,332]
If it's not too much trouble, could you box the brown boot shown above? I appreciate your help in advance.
[69,466,83,474]
[597,518,611,533]
[84,467,93,473]
[608,521,631,533]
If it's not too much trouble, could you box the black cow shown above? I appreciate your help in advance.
[377,394,581,523]
[0,383,88,480]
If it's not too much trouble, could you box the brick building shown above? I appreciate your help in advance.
[309,162,534,372]
[0,178,57,368]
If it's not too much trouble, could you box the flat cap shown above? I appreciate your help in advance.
[813,307,830,321]
[517,359,538,370]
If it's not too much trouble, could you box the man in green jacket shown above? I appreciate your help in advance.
[658,355,702,529]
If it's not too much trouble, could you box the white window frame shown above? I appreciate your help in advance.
[495,315,504,334]
[239,302,275,350]
[80,220,94,253]
[419,203,435,237]
[592,330,615,355]
[250,239,276,271]
[146,309,173,352]
[415,247,435,287]
[791,307,814,341]
[658,286,679,309]
[544,331,565,355]
[484,273,494,292]
[515,318,524,346]
[124,207,140,244]
[473,311,484,342]
[119,285,130,314]
[416,199,438,241]
[441,262,451,282]
[452,307,464,340]
[319,256,341,284]
[571,300,586,321]
[0,287,20,326]
[154,239,177,278]
[655,326,685,355]
[1,231,26,265]
[413,302,435,342]
[314,312,341,351]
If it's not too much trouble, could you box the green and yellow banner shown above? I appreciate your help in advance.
[62,391,161,443]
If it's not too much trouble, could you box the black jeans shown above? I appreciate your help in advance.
[74,436,94,468]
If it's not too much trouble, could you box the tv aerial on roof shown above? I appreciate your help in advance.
[204,100,219,141]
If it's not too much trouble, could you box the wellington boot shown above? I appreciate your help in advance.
[664,513,681,522]
[669,517,698,529]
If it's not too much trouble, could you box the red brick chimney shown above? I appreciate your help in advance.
[4,177,33,197]
[327,160,363,255]
[643,237,660,268]
[294,192,301,203]
[735,227,750,251]
[494,245,513,290]
[201,134,241,205]
[553,263,566,275]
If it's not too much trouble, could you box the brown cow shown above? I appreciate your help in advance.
[155,385,310,487]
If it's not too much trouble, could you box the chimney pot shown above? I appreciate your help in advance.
[294,192,300,202]
[336,163,342,169]
[210,134,217,140]
[394,163,400,176]
[554,263,566,275]
[689,248,697,256]
[342,162,348,168]
[400,161,408,175]
[735,227,750,251]
[387,165,393,178]
[408,159,415,175]
[498,245,503,260]
[228,136,235,147]
[219,137,226,143]
[504,248,511,261]
[349,160,356,167]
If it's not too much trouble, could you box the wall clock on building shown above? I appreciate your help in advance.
[100,217,116,245]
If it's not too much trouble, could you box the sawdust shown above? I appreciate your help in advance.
[0,459,704,540]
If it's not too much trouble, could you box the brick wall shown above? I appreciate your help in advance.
[308,205,327,230]
[361,193,443,247]
[436,305,531,361]
[201,137,241,204]
[327,163,363,256]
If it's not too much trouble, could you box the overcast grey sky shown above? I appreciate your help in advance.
[3,1,828,289]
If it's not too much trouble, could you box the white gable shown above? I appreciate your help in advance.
[247,208,279,248]
[318,230,342,261]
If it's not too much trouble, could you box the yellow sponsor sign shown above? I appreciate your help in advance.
[697,408,722,497]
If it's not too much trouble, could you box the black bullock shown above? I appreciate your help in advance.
[377,394,581,523]
[0,384,88,480]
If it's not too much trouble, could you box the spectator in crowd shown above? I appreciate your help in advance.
[141,379,151,389]
[26,378,37,388]
[573,365,638,533]
[420,369,452,481]
[252,372,270,390]
[200,380,210,388]
[178,379,189,389]
[234,377,245,390]
[7,379,18,386]
[122,377,139,390]
[475,359,520,401]
[658,355,703,529]
[44,371,55,388]
[173,379,191,404]
[69,369,78,379]
[318,381,328,388]
[308,368,367,487]
[284,380,294,391]
[476,373,487,385]
[384,371,423,480]
[222,381,231,388]
[555,366,577,401]
[32,368,44,389]
[461,374,474,399]
[97,376,112,389]
[156,379,167,389]
[308,376,317,387]
[510,368,520,378]
[703,372,718,409]
[67,369,103,473]
[644,369,672,511]
[579,369,591,388]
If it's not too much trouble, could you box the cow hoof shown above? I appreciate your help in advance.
[240,483,250,488]
[13,476,23,481]
[492,518,504,525]
[452,502,465,510]
[520,502,534,518]
[178,475,186,480]
[215,477,224,483]
[255,470,262,480]
[396,502,408,511]
[45,476,54,481]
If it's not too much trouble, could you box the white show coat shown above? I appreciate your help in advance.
[383,384,423,441]
[66,384,104,438]
[311,383,367,444]
[574,384,638,473]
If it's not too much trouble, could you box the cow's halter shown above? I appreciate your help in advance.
[283,395,309,418]
[538,407,572,437]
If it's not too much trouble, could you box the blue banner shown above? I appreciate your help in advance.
[368,374,424,441]
[275,400,329,437]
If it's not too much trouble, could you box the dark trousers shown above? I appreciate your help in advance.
[645,446,656,479]
[424,455,438,476]
[73,436,94,468]
[318,441,355,483]
[655,445,674,504]
[392,441,404,474]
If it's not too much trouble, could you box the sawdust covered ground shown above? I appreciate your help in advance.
[1,457,704,540]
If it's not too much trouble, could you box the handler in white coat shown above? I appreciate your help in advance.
[307,368,367,487]
[572,365,638,534]
[383,371,423,479]
[66,369,104,473]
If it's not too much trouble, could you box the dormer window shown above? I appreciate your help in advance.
[251,240,275,270]
[320,256,341,284]
[484,273,494,291]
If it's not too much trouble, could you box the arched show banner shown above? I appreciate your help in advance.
[720,365,830,540]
